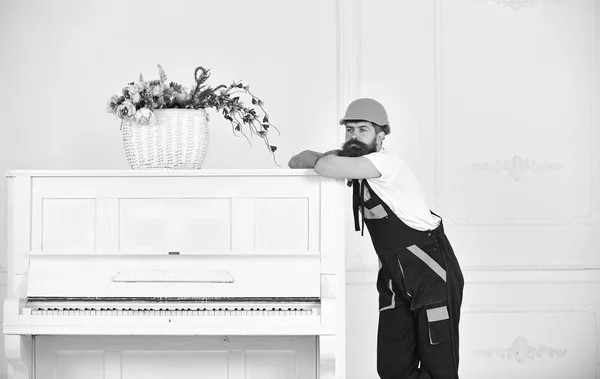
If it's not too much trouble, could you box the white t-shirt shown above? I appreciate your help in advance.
[362,148,441,231]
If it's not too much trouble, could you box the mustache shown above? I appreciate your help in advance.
[343,140,367,149]
[339,139,373,157]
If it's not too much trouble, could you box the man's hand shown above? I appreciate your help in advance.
[288,150,321,169]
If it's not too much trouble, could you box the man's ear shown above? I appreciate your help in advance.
[376,131,385,147]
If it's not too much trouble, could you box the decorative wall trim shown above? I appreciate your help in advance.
[434,0,598,225]
[475,337,567,363]
[478,0,560,12]
[444,215,598,226]
[346,266,600,285]
[577,303,600,377]
[0,265,6,285]
[471,155,563,181]
[467,304,599,376]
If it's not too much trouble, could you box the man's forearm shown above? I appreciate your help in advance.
[288,149,340,169]
[317,149,340,160]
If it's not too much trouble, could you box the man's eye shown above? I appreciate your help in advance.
[360,128,368,133]
[346,128,353,133]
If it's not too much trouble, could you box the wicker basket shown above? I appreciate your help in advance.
[120,109,209,169]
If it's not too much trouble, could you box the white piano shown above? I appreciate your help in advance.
[3,170,346,379]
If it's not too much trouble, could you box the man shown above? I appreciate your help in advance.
[288,98,464,379]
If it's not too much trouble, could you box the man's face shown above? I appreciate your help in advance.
[339,121,379,157]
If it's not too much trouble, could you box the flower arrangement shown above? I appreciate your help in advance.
[107,64,279,159]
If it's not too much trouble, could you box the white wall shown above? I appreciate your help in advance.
[1,0,600,378]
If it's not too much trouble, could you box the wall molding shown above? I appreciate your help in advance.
[434,0,598,226]
[444,215,598,226]
[476,0,561,12]
[471,155,563,181]
[475,336,567,363]
[467,304,600,376]
[0,265,6,285]
[346,265,600,285]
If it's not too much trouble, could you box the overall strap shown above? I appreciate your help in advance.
[350,179,366,236]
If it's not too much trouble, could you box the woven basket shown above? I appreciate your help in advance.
[120,109,209,169]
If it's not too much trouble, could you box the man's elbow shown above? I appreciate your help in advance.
[313,159,328,176]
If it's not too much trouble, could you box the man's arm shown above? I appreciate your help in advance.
[288,149,340,169]
[314,155,381,179]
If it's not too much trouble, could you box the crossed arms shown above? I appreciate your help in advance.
[288,150,381,180]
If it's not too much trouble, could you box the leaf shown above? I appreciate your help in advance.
[252,98,257,105]
[270,145,277,152]
[263,116,269,123]
[262,124,269,129]
[258,131,266,136]
[235,125,241,131]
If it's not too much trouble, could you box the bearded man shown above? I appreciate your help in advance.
[288,98,464,379]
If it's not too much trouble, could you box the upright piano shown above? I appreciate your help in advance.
[3,170,346,379]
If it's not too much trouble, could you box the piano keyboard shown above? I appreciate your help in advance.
[26,307,315,317]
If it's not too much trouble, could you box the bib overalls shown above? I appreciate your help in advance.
[351,179,464,379]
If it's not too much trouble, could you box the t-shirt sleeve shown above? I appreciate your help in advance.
[363,150,401,184]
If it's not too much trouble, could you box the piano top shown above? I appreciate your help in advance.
[5,169,319,178]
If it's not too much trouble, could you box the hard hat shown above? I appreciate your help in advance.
[339,98,390,134]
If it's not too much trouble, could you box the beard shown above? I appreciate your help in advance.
[339,138,377,157]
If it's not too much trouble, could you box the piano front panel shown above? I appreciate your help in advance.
[254,197,310,252]
[119,198,233,252]
[42,199,96,252]
[36,335,317,379]
[31,176,321,254]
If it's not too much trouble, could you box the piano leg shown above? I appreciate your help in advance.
[319,335,345,378]
[5,335,32,379]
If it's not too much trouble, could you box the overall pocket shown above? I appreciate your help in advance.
[392,243,448,310]
[376,262,397,312]
[426,304,451,345]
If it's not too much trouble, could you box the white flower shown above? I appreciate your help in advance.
[134,107,155,125]
[131,92,141,104]
[151,85,163,97]
[123,85,139,98]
